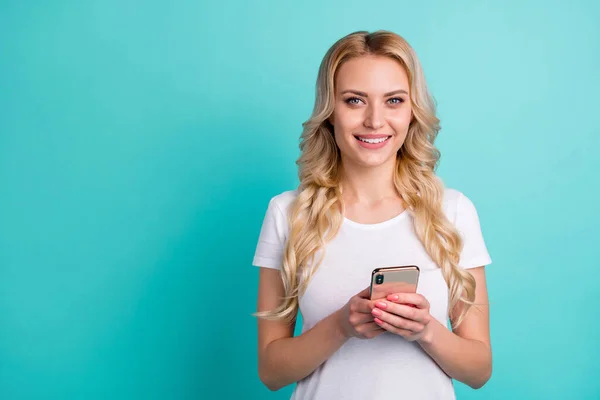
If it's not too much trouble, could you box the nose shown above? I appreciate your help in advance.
[364,103,384,130]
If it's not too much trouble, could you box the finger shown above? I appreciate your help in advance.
[351,312,375,325]
[374,317,418,339]
[366,326,386,338]
[357,321,385,337]
[359,325,385,339]
[374,301,429,323]
[358,321,383,332]
[372,309,425,333]
[386,293,429,309]
[352,297,377,314]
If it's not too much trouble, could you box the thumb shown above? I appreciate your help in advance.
[357,286,371,298]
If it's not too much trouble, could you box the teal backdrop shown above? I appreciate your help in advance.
[1,0,599,399]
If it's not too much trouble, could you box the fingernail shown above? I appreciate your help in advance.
[376,301,387,308]
[389,295,399,301]
[371,308,381,316]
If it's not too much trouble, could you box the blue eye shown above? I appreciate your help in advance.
[344,97,405,105]
[388,97,405,104]
[345,97,362,105]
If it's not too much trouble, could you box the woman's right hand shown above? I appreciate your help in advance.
[336,287,385,340]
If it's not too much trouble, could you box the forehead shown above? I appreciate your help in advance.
[335,55,409,93]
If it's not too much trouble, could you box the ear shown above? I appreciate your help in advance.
[328,114,335,125]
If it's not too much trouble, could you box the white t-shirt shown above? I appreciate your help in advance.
[252,187,492,400]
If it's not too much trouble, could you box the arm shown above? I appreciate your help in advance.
[256,267,349,391]
[372,266,492,388]
[417,266,492,389]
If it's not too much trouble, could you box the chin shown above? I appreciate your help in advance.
[353,153,397,168]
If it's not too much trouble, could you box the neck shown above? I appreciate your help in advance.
[339,158,399,205]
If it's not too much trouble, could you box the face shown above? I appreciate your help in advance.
[329,55,413,169]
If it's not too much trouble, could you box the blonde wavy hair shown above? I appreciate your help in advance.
[255,30,477,328]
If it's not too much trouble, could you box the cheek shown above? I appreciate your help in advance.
[389,110,413,131]
[334,130,354,150]
[334,108,363,131]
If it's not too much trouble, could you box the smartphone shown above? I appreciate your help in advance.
[369,265,420,301]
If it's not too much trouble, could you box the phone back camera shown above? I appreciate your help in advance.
[375,274,384,284]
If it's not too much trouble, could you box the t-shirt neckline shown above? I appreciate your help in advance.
[343,209,409,230]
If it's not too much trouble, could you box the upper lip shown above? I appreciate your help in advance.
[354,134,391,138]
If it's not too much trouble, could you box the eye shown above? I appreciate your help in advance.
[344,97,363,105]
[388,97,405,105]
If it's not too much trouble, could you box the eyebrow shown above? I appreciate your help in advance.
[340,89,408,97]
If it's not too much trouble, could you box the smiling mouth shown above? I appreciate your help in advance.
[353,135,392,144]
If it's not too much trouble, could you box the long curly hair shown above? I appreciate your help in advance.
[254,30,477,328]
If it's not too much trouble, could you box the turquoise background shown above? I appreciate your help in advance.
[1,0,599,399]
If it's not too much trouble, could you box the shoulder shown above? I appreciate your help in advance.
[442,187,463,205]
[442,186,464,211]
[268,188,299,215]
[442,187,477,224]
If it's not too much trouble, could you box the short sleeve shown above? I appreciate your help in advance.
[251,198,288,270]
[455,192,492,269]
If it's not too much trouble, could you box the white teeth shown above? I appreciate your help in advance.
[357,136,389,144]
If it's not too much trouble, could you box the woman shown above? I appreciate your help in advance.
[252,30,493,400]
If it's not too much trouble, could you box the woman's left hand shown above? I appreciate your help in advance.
[370,292,433,342]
